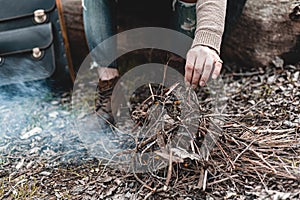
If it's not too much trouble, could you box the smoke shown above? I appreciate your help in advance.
[0,81,48,135]
[0,80,87,163]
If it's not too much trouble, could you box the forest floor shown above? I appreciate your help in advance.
[0,61,299,199]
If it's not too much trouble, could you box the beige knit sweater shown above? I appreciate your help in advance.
[192,0,227,54]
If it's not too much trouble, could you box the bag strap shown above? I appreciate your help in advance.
[56,0,76,83]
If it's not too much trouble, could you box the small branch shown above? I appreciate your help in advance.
[249,148,277,173]
[256,128,295,134]
[232,139,256,166]
[164,150,173,191]
[148,83,155,102]
[207,174,239,186]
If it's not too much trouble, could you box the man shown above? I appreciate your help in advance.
[82,0,246,124]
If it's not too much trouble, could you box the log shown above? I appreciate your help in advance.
[222,0,300,66]
[61,0,88,72]
[61,0,300,69]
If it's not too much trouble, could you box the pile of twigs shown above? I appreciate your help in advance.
[107,63,300,199]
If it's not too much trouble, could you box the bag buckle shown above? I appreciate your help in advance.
[34,9,47,23]
[32,48,42,59]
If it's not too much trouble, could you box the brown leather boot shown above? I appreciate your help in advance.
[95,76,119,125]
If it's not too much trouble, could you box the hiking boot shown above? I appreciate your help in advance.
[95,76,119,125]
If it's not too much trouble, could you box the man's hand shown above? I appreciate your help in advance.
[185,45,222,88]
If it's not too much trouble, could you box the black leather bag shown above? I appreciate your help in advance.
[0,0,72,86]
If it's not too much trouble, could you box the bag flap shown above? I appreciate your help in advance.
[0,0,56,22]
[0,23,53,56]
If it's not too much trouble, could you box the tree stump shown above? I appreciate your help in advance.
[222,0,300,66]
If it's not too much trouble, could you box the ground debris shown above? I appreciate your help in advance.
[0,64,300,199]
[20,127,42,140]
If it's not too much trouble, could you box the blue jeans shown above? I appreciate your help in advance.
[83,0,246,68]
[82,0,117,68]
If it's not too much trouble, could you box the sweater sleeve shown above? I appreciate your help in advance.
[192,0,227,54]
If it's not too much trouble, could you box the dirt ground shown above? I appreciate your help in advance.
[0,60,299,199]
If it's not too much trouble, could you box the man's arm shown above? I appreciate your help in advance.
[185,0,227,87]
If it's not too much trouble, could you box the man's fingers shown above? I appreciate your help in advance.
[212,60,222,80]
[185,46,223,88]
[191,56,205,88]
[200,56,214,87]
[184,51,196,86]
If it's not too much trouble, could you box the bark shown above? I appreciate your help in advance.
[222,0,300,66]
[61,0,88,72]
